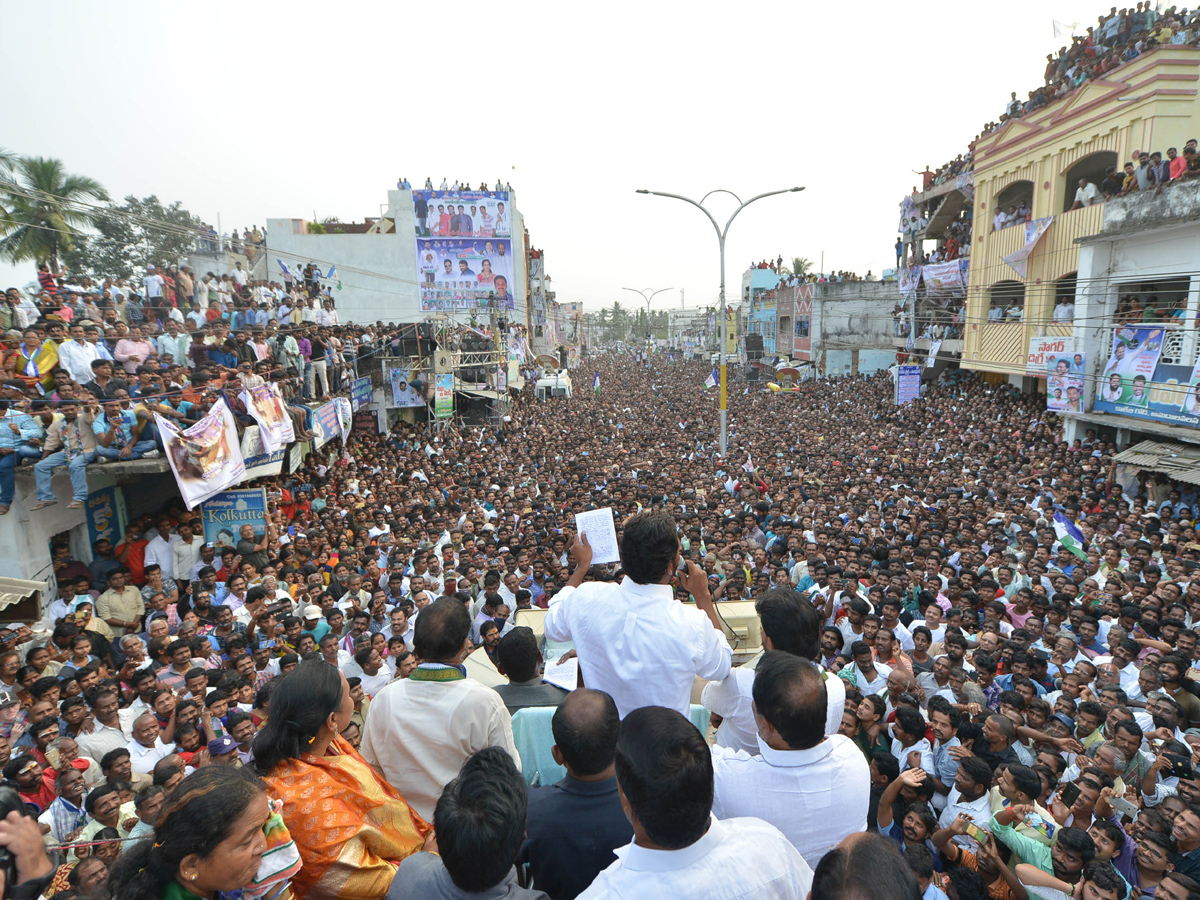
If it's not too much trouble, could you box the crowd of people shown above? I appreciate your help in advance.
[753,260,878,285]
[408,177,513,193]
[1009,4,1200,125]
[5,324,1200,900]
[913,157,973,194]
[192,225,265,259]
[1072,140,1200,212]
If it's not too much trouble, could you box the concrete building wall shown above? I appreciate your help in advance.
[265,188,527,327]
[811,281,899,375]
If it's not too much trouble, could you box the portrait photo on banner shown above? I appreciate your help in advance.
[413,189,515,313]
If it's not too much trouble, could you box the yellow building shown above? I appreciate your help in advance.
[964,45,1200,381]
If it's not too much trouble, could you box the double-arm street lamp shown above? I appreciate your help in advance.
[621,286,672,366]
[636,186,804,456]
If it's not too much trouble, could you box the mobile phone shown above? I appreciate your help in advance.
[1032,648,1050,662]
[1109,795,1139,818]
[1059,782,1081,807]
[44,747,61,770]
[964,823,986,842]
[1166,753,1195,780]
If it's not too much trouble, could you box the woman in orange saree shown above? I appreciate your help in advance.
[254,659,431,900]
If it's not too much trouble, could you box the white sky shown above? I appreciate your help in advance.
[0,0,1105,312]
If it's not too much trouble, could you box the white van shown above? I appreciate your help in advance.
[535,371,572,400]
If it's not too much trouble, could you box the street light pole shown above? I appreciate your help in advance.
[635,186,804,456]
[621,286,672,367]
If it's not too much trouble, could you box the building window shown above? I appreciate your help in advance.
[1062,151,1118,213]
[1114,276,1190,333]
[992,180,1034,231]
[989,281,1025,322]
[1052,273,1077,324]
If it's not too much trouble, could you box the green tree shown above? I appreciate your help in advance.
[607,301,628,341]
[0,156,109,270]
[790,256,813,277]
[64,195,200,280]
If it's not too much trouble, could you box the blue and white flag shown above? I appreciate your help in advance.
[323,265,342,291]
[704,369,717,389]
[277,260,294,278]
[1053,511,1087,561]
[592,370,600,394]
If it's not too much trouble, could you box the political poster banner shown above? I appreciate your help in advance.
[312,398,352,450]
[239,384,294,454]
[84,487,123,548]
[899,195,921,236]
[201,489,267,551]
[414,189,514,313]
[1002,216,1053,278]
[349,376,373,412]
[389,367,426,408]
[899,266,922,298]
[156,398,245,510]
[287,440,307,474]
[922,260,965,298]
[239,426,285,481]
[895,364,922,405]
[435,374,454,419]
[354,409,384,434]
[1094,326,1199,426]
[1047,353,1085,412]
[956,171,975,200]
[1103,326,1165,381]
[1180,357,1200,416]
[1026,335,1080,376]
[926,339,942,368]
[418,237,516,312]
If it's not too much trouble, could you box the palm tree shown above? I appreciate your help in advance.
[0,148,14,174]
[791,256,813,277]
[0,155,109,270]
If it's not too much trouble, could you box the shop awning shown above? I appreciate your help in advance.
[0,577,46,622]
[1112,439,1200,486]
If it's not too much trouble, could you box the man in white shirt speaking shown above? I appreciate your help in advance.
[579,705,813,900]
[711,651,869,871]
[544,511,731,718]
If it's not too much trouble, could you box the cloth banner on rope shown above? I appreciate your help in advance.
[1002,217,1053,278]
[240,384,295,453]
[156,398,246,510]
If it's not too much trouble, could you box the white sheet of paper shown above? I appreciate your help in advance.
[575,507,620,565]
[543,656,579,692]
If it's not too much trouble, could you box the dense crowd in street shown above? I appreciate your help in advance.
[2,329,1200,900]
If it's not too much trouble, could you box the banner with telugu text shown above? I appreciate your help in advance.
[1092,325,1200,426]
